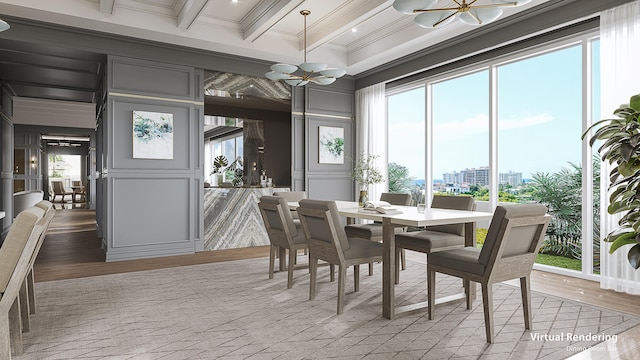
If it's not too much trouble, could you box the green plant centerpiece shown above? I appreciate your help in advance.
[351,151,383,206]
[583,93,640,269]
[211,155,229,186]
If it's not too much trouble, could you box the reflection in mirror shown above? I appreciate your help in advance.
[203,70,292,187]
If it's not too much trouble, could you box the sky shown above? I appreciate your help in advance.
[388,40,600,182]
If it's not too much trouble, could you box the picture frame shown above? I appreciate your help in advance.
[318,126,345,164]
[132,110,174,159]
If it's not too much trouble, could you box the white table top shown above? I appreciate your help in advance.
[0,211,5,219]
[289,201,493,226]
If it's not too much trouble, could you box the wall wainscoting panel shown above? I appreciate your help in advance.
[107,176,195,261]
[110,56,195,100]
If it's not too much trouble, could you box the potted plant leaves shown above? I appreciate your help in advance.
[583,93,640,269]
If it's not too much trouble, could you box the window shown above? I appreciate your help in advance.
[387,87,425,205]
[386,32,600,280]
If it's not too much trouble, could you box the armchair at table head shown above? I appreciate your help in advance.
[394,195,475,283]
[426,203,550,343]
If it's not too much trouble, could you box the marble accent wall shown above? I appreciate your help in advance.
[204,187,289,250]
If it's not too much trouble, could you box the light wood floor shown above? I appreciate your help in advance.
[34,208,640,359]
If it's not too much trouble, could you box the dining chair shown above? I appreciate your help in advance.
[344,192,412,275]
[50,181,72,203]
[272,191,307,221]
[394,195,475,284]
[297,199,383,314]
[427,203,550,343]
[258,195,309,289]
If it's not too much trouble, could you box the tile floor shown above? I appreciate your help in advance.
[17,256,640,359]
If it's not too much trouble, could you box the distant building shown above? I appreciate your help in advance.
[441,167,521,188]
[499,171,523,186]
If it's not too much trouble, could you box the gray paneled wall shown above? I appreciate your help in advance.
[296,80,356,201]
[105,55,204,261]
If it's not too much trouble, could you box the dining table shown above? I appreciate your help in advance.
[290,200,494,319]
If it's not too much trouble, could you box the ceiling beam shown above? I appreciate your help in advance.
[177,0,211,30]
[241,0,302,42]
[303,0,390,52]
[99,0,117,15]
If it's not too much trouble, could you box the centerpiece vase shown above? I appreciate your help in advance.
[358,190,368,207]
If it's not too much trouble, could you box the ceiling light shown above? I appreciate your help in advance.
[0,19,10,32]
[351,28,358,33]
[393,0,531,28]
[265,10,346,86]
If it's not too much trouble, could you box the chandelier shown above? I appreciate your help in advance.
[265,10,346,86]
[392,0,531,28]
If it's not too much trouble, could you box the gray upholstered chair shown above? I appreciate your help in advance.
[427,203,550,343]
[394,195,475,283]
[297,199,383,314]
[258,195,309,289]
[344,192,412,275]
[272,191,307,221]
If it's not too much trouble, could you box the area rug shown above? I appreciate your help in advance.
[20,257,640,359]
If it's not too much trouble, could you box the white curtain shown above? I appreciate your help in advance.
[599,0,640,294]
[355,83,387,202]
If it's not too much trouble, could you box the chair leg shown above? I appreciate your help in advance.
[427,267,435,320]
[401,249,406,270]
[330,264,335,282]
[481,283,494,343]
[395,247,401,284]
[0,312,9,360]
[309,256,318,300]
[19,280,30,333]
[27,269,36,315]
[368,262,373,276]
[287,247,297,289]
[269,245,276,279]
[337,265,347,315]
[354,265,360,292]
[465,279,473,310]
[278,247,286,272]
[9,297,24,355]
[520,276,532,330]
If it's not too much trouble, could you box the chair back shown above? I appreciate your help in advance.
[479,203,550,282]
[272,191,307,202]
[72,180,82,187]
[273,191,307,219]
[427,195,476,235]
[51,181,65,195]
[380,193,412,206]
[297,199,349,264]
[0,207,45,293]
[258,196,299,249]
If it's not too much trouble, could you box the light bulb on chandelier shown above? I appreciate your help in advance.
[265,10,346,86]
[392,0,532,28]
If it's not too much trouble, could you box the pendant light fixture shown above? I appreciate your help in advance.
[265,10,346,86]
[0,19,10,32]
[393,0,532,28]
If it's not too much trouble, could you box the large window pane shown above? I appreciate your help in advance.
[432,71,489,201]
[497,45,583,270]
[388,87,425,204]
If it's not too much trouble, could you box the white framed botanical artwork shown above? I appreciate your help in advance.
[132,110,174,159]
[318,126,345,164]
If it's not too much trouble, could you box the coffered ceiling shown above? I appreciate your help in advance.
[0,0,553,77]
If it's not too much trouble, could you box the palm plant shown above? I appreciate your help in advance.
[388,162,413,194]
[582,93,640,269]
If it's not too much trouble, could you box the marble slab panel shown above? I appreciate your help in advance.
[204,187,289,250]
